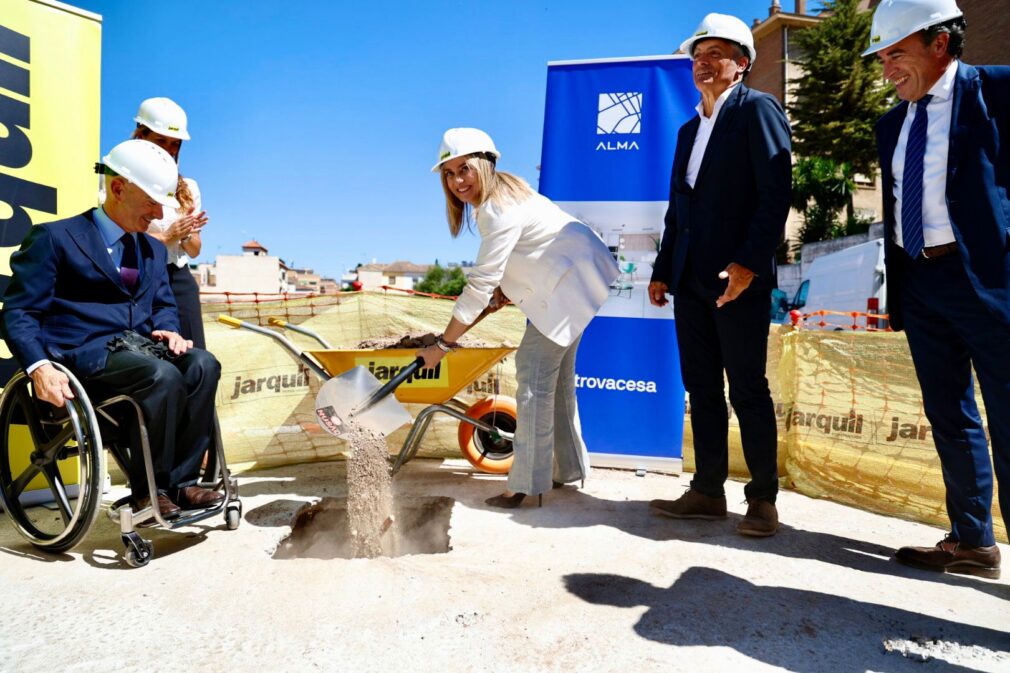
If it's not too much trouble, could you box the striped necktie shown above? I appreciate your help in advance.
[120,233,139,292]
[900,94,932,259]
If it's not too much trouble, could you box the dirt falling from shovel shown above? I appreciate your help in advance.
[344,425,396,558]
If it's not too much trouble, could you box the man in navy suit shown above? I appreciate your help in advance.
[1,140,223,519]
[647,14,792,537]
[867,0,1007,578]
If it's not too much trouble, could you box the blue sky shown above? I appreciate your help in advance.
[73,0,792,280]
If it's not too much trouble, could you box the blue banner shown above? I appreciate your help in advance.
[540,57,696,202]
[575,317,684,460]
[540,56,698,467]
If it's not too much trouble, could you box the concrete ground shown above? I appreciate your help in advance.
[1,460,1008,673]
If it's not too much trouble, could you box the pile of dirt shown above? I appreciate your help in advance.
[344,426,395,558]
[357,332,493,349]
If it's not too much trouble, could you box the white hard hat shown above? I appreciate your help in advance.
[863,0,963,56]
[431,127,500,173]
[134,97,191,140]
[680,13,757,64]
[101,139,180,208]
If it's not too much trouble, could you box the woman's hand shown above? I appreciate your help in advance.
[487,286,510,313]
[166,210,208,243]
[416,344,447,370]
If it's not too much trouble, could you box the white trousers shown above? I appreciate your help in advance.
[507,323,590,496]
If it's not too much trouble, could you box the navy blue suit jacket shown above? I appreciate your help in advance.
[876,62,1010,331]
[0,209,181,378]
[651,83,793,294]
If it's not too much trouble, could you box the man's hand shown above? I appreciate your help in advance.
[151,330,193,355]
[30,363,74,408]
[648,281,670,307]
[716,263,756,307]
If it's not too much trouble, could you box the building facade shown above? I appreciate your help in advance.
[356,260,432,291]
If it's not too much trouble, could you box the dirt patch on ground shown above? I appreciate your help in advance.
[357,332,495,349]
[273,496,454,560]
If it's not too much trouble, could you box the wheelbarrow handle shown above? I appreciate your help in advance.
[354,356,425,415]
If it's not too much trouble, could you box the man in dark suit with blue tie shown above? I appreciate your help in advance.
[1,140,223,519]
[647,14,792,537]
[867,0,1007,578]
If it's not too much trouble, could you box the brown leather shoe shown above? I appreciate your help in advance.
[895,535,1001,579]
[174,485,225,509]
[135,493,181,519]
[649,489,727,520]
[737,500,778,537]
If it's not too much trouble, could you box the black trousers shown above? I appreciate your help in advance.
[167,264,206,349]
[674,270,778,503]
[83,348,220,495]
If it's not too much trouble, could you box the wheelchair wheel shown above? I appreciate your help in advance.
[457,396,516,475]
[0,365,105,553]
[123,532,153,568]
[225,501,242,531]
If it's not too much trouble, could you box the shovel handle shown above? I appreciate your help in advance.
[355,356,425,415]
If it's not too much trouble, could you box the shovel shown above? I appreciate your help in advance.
[316,296,509,438]
[314,356,424,438]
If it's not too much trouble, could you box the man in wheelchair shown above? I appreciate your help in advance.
[0,140,223,519]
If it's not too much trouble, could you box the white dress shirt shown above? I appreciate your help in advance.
[147,177,201,268]
[685,83,739,189]
[891,59,958,249]
[453,192,618,347]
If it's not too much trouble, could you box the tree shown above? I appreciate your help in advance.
[788,0,893,225]
[791,156,852,255]
[789,0,892,174]
[415,263,467,297]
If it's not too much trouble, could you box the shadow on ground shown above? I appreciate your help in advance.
[565,567,1010,672]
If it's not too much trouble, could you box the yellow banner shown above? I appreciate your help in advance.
[0,1,101,492]
[0,0,102,378]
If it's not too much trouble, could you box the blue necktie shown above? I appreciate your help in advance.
[120,233,139,292]
[900,94,932,259]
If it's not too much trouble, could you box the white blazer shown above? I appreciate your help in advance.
[453,192,619,347]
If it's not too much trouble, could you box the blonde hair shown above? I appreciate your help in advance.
[441,154,534,238]
[132,125,195,213]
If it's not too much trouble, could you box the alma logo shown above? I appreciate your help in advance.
[596,92,642,152]
[597,93,642,134]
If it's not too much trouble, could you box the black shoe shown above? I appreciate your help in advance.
[485,492,542,508]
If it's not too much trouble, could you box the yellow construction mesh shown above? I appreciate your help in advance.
[204,292,522,471]
[204,293,1005,542]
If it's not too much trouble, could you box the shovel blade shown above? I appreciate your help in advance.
[314,365,412,438]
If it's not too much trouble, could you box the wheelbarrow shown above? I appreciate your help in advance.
[217,315,517,474]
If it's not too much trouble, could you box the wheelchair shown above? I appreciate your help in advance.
[0,362,240,567]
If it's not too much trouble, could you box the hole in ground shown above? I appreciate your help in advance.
[274,496,454,559]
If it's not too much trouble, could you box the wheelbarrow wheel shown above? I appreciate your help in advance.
[458,396,516,474]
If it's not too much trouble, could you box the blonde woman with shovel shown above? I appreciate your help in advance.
[418,128,618,509]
